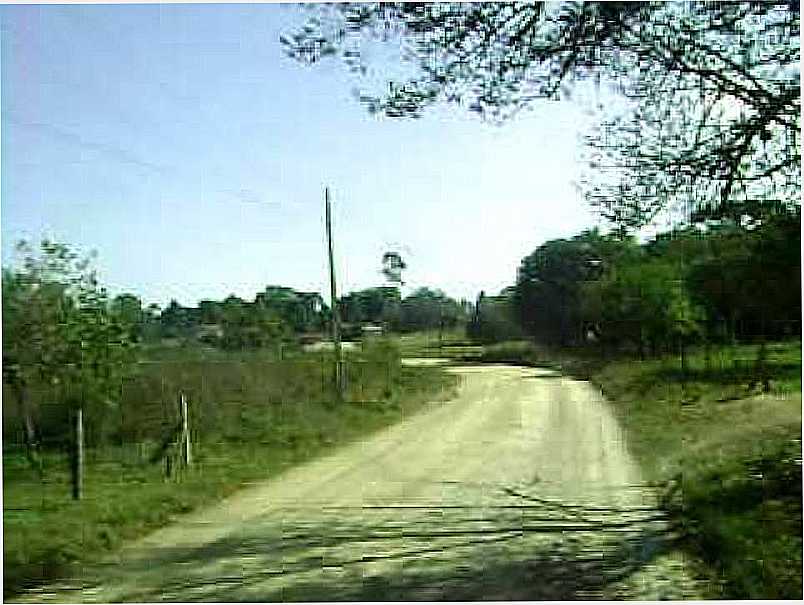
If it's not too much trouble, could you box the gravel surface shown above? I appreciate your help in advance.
[15,362,708,602]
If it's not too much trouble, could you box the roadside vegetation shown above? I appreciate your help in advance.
[284,14,800,596]
[593,342,801,599]
[4,1,799,601]
[2,241,459,598]
[468,339,802,599]
[459,211,802,599]
[3,339,456,597]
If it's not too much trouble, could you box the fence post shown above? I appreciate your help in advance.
[179,392,191,468]
[72,406,84,500]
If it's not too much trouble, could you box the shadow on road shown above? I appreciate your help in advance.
[63,489,693,601]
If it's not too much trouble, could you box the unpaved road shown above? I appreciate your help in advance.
[15,362,706,602]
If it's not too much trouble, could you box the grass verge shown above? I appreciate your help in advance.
[3,341,458,598]
[472,338,802,599]
[591,341,802,599]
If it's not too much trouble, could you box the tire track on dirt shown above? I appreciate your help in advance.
[13,361,707,601]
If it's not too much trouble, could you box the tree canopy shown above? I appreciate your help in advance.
[2,241,137,469]
[283,2,800,229]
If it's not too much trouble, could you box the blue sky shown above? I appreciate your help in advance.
[1,3,599,307]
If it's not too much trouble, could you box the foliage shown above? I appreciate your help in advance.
[3,346,457,598]
[2,241,136,416]
[513,229,638,346]
[685,211,801,340]
[582,256,706,355]
[159,299,198,340]
[588,341,801,598]
[511,212,799,353]
[283,2,800,229]
[466,289,522,344]
[254,286,325,333]
[110,294,145,341]
[339,286,401,326]
[396,287,465,333]
[381,251,407,285]
[216,295,292,351]
[155,287,326,348]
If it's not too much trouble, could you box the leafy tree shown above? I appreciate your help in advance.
[581,256,705,358]
[284,2,799,228]
[2,241,136,497]
[111,293,144,340]
[2,266,65,470]
[397,287,464,333]
[159,300,198,339]
[198,299,223,325]
[218,295,291,351]
[686,210,801,341]
[514,229,638,345]
[140,303,163,343]
[340,286,401,326]
[254,286,325,333]
[467,288,523,344]
[381,251,407,285]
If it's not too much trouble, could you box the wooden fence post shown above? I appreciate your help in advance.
[72,406,84,500]
[179,392,191,468]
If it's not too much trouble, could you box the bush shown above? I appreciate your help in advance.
[476,340,543,365]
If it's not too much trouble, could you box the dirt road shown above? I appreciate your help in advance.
[16,362,706,601]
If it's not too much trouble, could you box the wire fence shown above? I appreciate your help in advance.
[2,356,400,463]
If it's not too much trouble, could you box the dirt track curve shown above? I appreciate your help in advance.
[14,362,707,601]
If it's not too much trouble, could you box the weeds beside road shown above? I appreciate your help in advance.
[8,362,707,602]
[468,339,803,599]
[5,334,800,599]
[3,340,457,598]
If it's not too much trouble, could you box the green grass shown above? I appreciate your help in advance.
[395,329,482,359]
[469,338,801,598]
[468,340,543,364]
[466,338,608,376]
[3,340,458,598]
[589,340,802,599]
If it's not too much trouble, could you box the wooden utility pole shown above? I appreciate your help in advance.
[325,187,345,398]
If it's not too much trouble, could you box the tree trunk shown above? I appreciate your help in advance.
[15,382,42,474]
[680,339,687,374]
[679,339,690,404]
[637,328,645,360]
[72,406,84,501]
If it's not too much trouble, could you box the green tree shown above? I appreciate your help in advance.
[140,303,162,343]
[159,300,197,339]
[514,229,638,346]
[111,293,144,340]
[582,256,704,358]
[467,288,522,344]
[254,286,325,333]
[686,210,801,341]
[198,299,223,325]
[218,295,290,351]
[397,287,464,333]
[2,241,136,498]
[381,251,406,285]
[340,287,401,327]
